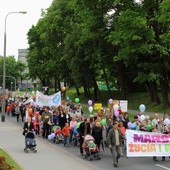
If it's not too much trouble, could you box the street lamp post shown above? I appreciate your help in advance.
[1,11,27,122]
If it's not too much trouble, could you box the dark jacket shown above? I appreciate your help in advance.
[59,114,67,129]
[23,122,34,135]
[92,126,103,145]
[53,115,59,125]
[107,128,123,146]
[78,122,86,137]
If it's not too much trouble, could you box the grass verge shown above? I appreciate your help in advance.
[0,148,22,170]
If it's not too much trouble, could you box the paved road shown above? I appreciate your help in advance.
[0,115,170,170]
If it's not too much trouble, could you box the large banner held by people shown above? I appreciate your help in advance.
[126,130,170,157]
[36,91,61,107]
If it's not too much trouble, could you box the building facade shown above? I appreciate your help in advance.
[18,49,35,90]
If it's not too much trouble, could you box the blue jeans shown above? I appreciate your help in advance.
[64,136,70,147]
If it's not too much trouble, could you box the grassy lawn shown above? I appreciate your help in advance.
[0,148,22,170]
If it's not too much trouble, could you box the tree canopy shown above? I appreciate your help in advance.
[27,0,170,106]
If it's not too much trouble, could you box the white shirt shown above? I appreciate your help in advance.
[152,118,159,127]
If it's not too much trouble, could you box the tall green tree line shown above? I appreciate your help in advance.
[27,0,170,107]
[0,56,26,90]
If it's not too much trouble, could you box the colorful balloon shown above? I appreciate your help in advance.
[75,98,80,103]
[51,133,55,139]
[139,104,146,113]
[66,96,70,101]
[127,122,133,129]
[113,104,119,111]
[90,114,94,118]
[88,100,93,106]
[147,124,152,131]
[88,106,93,113]
[62,86,66,91]
[131,124,137,130]
[48,135,52,140]
[109,99,113,104]
[114,110,119,117]
[101,119,106,126]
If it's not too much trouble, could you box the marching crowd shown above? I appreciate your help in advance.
[3,95,170,168]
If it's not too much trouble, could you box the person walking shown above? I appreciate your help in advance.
[23,117,34,136]
[78,118,88,156]
[92,121,103,151]
[41,107,52,138]
[15,104,20,122]
[107,121,124,168]
[20,104,25,122]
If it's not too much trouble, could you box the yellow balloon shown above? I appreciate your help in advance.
[62,86,66,91]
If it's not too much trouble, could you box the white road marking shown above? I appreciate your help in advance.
[155,164,170,170]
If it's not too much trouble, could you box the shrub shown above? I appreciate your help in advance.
[0,156,14,170]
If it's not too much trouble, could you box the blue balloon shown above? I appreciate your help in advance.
[66,96,70,101]
[131,124,137,130]
[139,104,145,113]
[48,135,52,140]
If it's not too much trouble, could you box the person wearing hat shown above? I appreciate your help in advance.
[107,121,124,168]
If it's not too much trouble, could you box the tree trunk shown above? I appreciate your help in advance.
[83,85,88,97]
[54,79,57,93]
[76,87,81,96]
[87,87,92,99]
[102,68,112,98]
[116,62,127,99]
[147,81,160,104]
[93,79,102,102]
[146,82,154,102]
[58,79,61,91]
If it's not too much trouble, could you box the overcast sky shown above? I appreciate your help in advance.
[0,0,53,59]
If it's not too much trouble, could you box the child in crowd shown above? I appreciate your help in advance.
[62,123,72,147]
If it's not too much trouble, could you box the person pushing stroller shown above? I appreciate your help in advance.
[23,117,34,136]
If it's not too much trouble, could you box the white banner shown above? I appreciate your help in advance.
[24,98,34,105]
[119,100,128,112]
[36,91,61,107]
[126,130,170,157]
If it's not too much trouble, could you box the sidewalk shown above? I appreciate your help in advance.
[0,117,98,170]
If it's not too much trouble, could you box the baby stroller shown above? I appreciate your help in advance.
[24,131,37,153]
[82,134,101,161]
[52,125,64,144]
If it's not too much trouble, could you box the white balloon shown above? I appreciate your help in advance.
[139,104,146,113]
[88,106,93,113]
[113,104,119,111]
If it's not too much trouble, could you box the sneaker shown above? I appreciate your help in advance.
[153,157,158,162]
[114,164,118,168]
[162,157,165,161]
